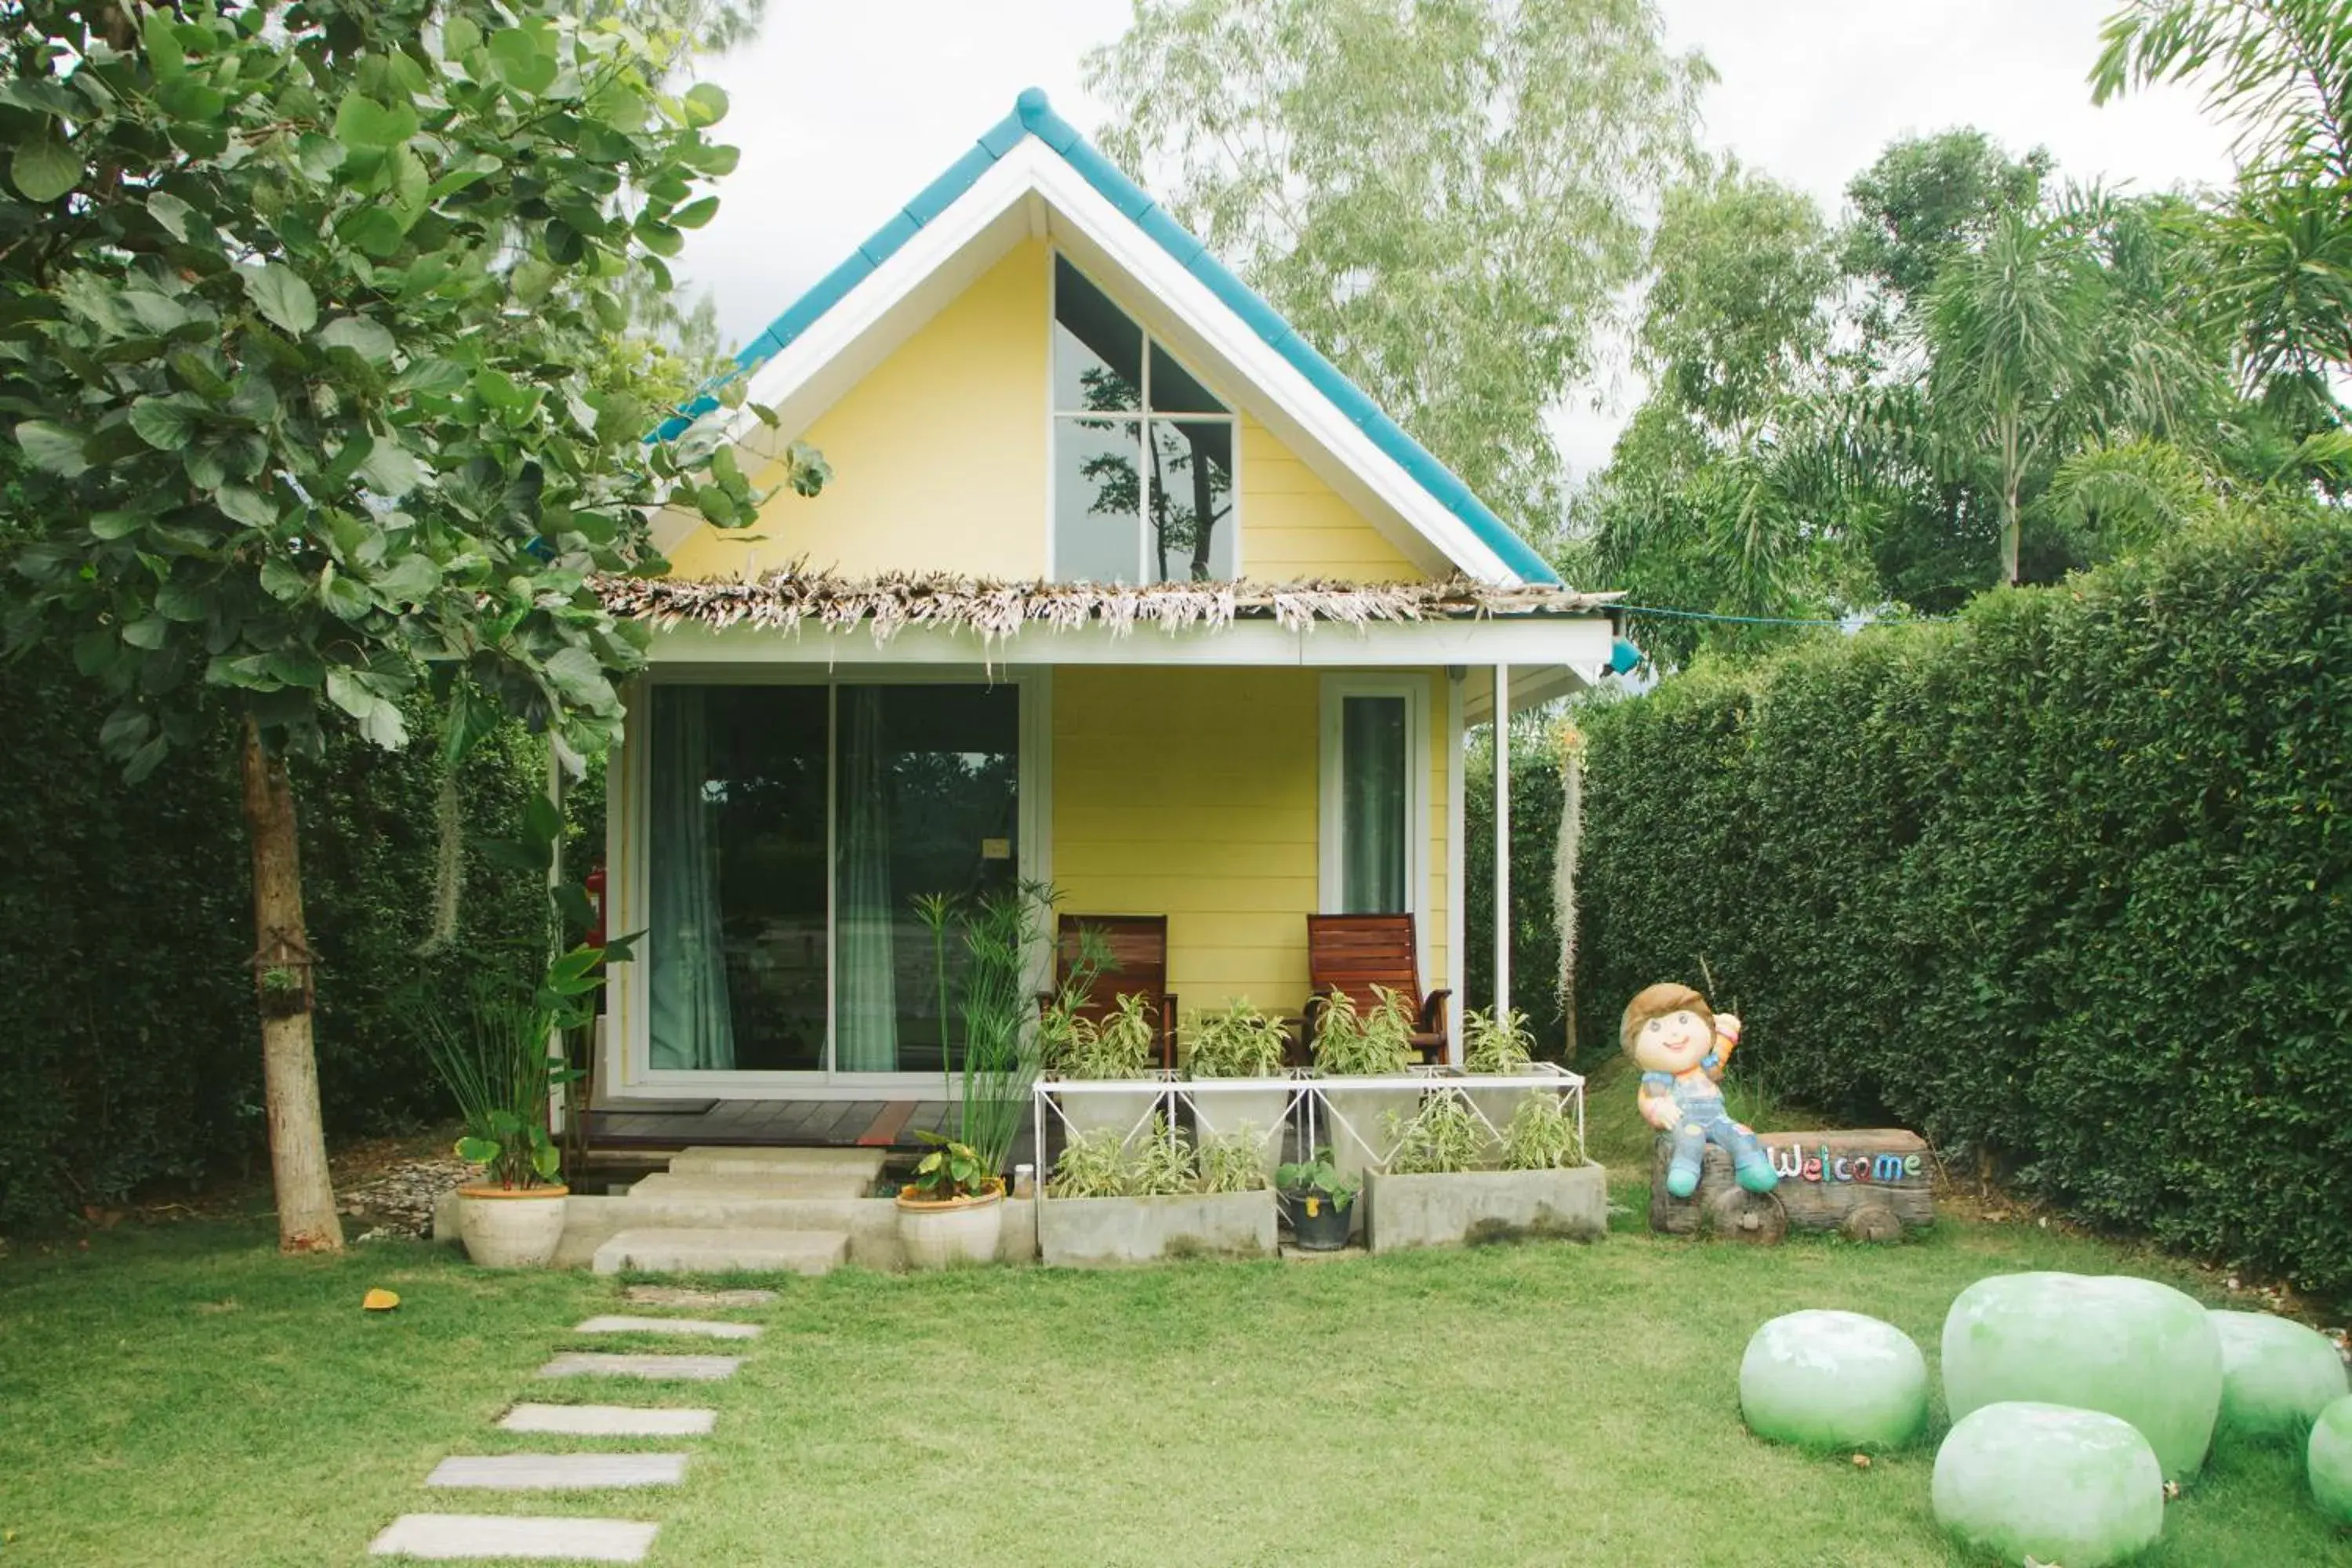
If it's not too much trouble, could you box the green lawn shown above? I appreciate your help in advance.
[4,1165,2347,1566]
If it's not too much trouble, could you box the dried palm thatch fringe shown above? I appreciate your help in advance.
[594,568,1617,646]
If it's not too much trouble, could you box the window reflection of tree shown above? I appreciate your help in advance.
[1072,365,1232,582]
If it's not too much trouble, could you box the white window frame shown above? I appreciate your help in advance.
[1047,250,1243,583]
[604,666,1051,1098]
[1317,673,1432,981]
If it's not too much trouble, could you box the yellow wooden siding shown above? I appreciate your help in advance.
[666,239,1050,582]
[665,242,1436,588]
[1238,418,1425,582]
[1051,666,1452,1021]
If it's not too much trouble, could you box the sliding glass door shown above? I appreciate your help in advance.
[646,681,1022,1077]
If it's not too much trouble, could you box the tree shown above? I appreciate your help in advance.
[1636,160,1837,445]
[1087,0,1710,545]
[1573,162,1852,665]
[0,0,793,1251]
[1840,129,2054,332]
[2094,0,2352,408]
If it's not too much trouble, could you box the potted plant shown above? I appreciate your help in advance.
[422,943,612,1269]
[1461,1004,1537,1144]
[1310,986,1416,1180]
[899,885,1051,1270]
[1036,1117,1276,1267]
[1275,1145,1360,1250]
[1364,1087,1606,1253]
[1048,989,1165,1146]
[895,1134,1004,1269]
[1184,1000,1294,1178]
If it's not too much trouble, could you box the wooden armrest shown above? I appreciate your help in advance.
[1420,989,1453,1034]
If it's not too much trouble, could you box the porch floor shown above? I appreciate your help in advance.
[580,1099,1036,1167]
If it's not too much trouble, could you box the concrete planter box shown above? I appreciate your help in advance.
[1365,1163,1607,1254]
[1038,1190,1277,1269]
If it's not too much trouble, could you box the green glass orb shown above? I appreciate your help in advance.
[1933,1402,2165,1568]
[1944,1272,2222,1483]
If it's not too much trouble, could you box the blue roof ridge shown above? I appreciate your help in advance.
[653,90,1559,586]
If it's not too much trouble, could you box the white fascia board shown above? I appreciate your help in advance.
[640,613,1613,677]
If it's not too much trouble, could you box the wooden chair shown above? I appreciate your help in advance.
[1303,913,1451,1066]
[1046,913,1178,1069]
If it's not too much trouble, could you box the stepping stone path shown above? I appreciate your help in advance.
[426,1454,688,1491]
[623,1285,777,1308]
[370,1515,659,1562]
[499,1404,716,1437]
[575,1314,762,1340]
[369,1305,762,1562]
[538,1351,743,1381]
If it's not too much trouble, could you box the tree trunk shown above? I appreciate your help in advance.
[2001,482,2022,586]
[239,716,344,1254]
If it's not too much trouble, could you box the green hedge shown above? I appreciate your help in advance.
[0,650,558,1229]
[1465,728,1570,1055]
[1572,509,2352,1301]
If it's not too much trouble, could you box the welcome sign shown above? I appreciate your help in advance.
[1651,1127,1936,1240]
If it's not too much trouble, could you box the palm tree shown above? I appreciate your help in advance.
[1918,207,2102,585]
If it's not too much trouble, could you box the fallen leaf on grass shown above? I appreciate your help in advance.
[363,1288,401,1312]
[1851,1454,1871,1468]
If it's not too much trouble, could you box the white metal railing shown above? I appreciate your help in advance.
[1029,1065,1586,1202]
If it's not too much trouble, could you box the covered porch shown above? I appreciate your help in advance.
[588,571,1617,1127]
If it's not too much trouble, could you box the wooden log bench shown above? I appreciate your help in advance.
[1649,1129,1936,1244]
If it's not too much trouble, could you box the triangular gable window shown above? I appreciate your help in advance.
[1051,256,1236,583]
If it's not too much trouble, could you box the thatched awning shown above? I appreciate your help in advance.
[594,570,1618,645]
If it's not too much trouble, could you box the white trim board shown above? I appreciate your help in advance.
[1317,673,1433,990]
[642,615,1616,677]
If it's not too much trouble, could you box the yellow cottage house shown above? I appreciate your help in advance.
[590,91,1619,1112]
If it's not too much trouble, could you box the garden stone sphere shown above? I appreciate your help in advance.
[2209,1309,2351,1443]
[2314,1395,2352,1526]
[1932,1402,2165,1568]
[1739,1309,1929,1449]
[1942,1271,2223,1483]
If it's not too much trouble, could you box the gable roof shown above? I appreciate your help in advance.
[656,90,1560,587]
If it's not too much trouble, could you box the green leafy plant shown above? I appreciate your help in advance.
[1275,1145,1360,1213]
[1463,1005,1537,1074]
[1499,1092,1584,1171]
[1056,990,1158,1080]
[1196,1126,1270,1194]
[1310,986,1415,1076]
[1185,999,1290,1078]
[419,941,619,1191]
[1127,1115,1197,1196]
[905,1135,995,1203]
[914,884,1057,1188]
[1047,1127,1133,1199]
[1384,1088,1488,1175]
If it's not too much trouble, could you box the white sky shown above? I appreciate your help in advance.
[674,0,2239,481]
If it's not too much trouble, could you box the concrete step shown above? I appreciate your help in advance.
[666,1146,887,1181]
[629,1170,873,1201]
[426,1454,687,1491]
[370,1514,656,1562]
[499,1403,716,1436]
[574,1315,762,1340]
[591,1226,849,1276]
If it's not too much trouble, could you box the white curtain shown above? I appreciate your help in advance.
[834,688,899,1071]
[1341,695,1408,913]
[648,688,736,1070]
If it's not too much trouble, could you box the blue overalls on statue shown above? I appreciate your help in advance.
[1646,1062,1779,1197]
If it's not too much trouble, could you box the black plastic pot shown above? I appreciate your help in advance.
[1279,1188,1355,1250]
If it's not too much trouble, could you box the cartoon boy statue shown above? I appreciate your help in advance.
[1622,982,1779,1200]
